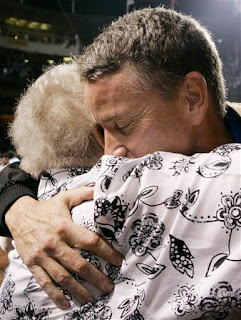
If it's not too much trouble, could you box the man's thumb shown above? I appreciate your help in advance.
[59,187,94,208]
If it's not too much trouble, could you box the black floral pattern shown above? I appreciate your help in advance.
[105,156,128,174]
[136,262,166,279]
[170,157,195,176]
[180,189,200,217]
[130,162,146,179]
[80,250,102,270]
[199,281,241,319]
[12,301,48,319]
[129,152,163,179]
[129,213,165,257]
[0,275,15,315]
[205,253,229,277]
[94,196,129,244]
[105,264,121,281]
[95,158,102,169]
[54,280,72,301]
[24,276,42,294]
[118,290,145,319]
[164,190,183,209]
[2,145,241,319]
[41,170,58,188]
[216,192,241,229]
[130,186,159,217]
[64,294,112,320]
[197,159,231,178]
[70,250,101,284]
[172,284,199,317]
[212,144,241,156]
[124,309,144,320]
[67,167,90,177]
[169,235,194,278]
[145,152,163,170]
[38,182,68,201]
[100,175,113,192]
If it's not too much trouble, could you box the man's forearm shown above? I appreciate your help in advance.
[0,163,39,236]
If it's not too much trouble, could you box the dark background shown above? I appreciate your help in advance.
[0,0,240,152]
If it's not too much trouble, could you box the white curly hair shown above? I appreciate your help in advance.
[9,61,103,179]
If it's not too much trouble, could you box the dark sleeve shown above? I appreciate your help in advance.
[0,162,39,236]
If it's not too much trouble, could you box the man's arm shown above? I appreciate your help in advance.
[1,165,123,309]
[0,162,39,236]
[5,188,123,309]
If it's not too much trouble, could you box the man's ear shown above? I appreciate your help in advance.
[180,71,209,126]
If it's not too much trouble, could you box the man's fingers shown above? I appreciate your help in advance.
[29,264,71,310]
[44,240,115,293]
[63,224,123,266]
[5,187,123,308]
[58,187,94,208]
[30,260,95,309]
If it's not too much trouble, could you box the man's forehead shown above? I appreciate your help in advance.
[84,75,139,118]
[85,68,134,96]
[93,107,135,125]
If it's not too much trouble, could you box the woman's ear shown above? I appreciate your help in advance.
[180,71,209,126]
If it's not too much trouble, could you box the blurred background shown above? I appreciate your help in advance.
[0,0,240,155]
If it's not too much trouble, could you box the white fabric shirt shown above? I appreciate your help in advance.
[1,143,241,319]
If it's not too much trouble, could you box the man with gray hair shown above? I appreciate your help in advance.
[0,6,241,316]
[80,7,232,158]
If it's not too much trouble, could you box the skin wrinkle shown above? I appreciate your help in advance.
[86,67,168,131]
[85,72,196,159]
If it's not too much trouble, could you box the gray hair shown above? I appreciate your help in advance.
[81,7,227,116]
[9,62,103,178]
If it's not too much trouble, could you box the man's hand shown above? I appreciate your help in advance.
[5,187,123,309]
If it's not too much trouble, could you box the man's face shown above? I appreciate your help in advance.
[84,70,193,158]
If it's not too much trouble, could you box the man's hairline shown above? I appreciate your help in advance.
[82,63,183,106]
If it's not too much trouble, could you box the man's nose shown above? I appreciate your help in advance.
[104,132,128,157]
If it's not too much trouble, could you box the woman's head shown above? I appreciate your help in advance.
[9,62,104,178]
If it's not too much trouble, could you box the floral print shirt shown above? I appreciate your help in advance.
[1,143,241,320]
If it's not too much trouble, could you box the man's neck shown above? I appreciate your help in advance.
[191,112,234,154]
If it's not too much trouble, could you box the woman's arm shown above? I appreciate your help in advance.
[0,162,39,236]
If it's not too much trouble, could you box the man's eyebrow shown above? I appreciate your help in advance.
[101,110,131,123]
[101,113,116,123]
[93,111,116,124]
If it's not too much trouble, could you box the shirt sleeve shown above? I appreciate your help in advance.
[0,162,39,237]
